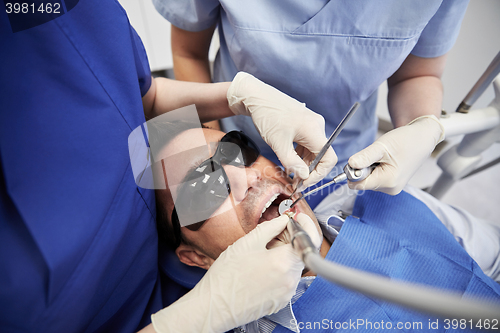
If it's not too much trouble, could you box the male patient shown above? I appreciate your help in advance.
[151,120,500,333]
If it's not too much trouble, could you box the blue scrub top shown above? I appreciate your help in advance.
[154,0,469,206]
[0,1,162,332]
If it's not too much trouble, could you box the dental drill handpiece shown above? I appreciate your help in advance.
[286,213,318,260]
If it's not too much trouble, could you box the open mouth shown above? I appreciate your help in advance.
[258,192,290,224]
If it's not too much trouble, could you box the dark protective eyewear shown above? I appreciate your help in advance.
[170,131,260,246]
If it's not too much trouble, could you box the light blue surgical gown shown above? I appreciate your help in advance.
[0,1,166,331]
[154,0,469,207]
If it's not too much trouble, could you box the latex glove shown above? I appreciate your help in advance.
[294,213,322,250]
[151,215,304,333]
[348,115,445,195]
[227,72,337,190]
[268,213,323,252]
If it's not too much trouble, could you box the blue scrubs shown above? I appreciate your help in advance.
[0,1,162,331]
[154,0,469,207]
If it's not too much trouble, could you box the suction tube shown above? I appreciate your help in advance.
[288,217,500,324]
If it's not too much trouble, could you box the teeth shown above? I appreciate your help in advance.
[266,193,279,208]
[260,193,280,218]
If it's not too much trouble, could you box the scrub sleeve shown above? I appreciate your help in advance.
[154,0,469,209]
[0,0,162,331]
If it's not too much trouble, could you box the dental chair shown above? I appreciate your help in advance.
[429,52,500,199]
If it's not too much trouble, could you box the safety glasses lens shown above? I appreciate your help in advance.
[173,132,260,230]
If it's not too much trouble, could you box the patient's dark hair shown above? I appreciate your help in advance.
[147,119,206,251]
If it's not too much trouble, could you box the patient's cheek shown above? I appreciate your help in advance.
[211,196,236,218]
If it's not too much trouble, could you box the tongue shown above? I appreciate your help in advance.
[262,204,280,221]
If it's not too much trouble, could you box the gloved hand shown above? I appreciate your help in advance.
[294,213,323,251]
[151,215,304,333]
[268,213,323,252]
[348,115,445,195]
[227,72,337,190]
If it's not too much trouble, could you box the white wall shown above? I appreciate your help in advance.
[117,0,171,71]
[442,0,500,112]
[117,0,219,72]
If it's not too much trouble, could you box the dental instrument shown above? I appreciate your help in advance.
[286,214,318,259]
[289,102,360,199]
[286,163,378,210]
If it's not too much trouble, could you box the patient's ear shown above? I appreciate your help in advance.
[175,244,213,270]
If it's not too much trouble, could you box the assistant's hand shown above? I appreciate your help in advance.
[151,215,304,333]
[348,115,444,195]
[227,72,337,189]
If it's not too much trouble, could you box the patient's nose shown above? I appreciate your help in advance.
[223,165,261,203]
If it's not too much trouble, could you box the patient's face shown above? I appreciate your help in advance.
[160,128,320,268]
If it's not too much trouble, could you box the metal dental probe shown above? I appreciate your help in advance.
[287,163,378,210]
[288,102,360,200]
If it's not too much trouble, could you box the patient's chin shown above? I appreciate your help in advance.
[266,228,292,249]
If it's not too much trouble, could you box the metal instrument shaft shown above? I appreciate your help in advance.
[289,163,377,209]
[289,102,360,199]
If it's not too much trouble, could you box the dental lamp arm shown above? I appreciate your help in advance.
[349,54,447,195]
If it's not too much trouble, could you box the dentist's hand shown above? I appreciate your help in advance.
[227,72,337,189]
[268,213,322,252]
[151,215,304,333]
[348,115,444,195]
